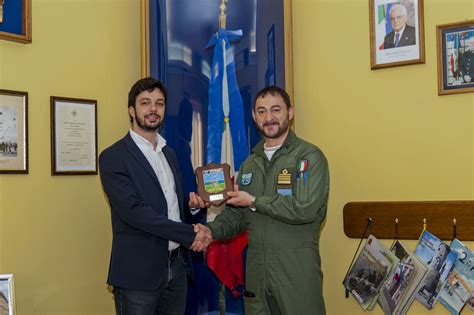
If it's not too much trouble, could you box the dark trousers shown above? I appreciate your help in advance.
[113,250,188,315]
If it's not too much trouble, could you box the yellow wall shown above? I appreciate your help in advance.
[0,0,140,314]
[1,0,474,314]
[292,0,473,314]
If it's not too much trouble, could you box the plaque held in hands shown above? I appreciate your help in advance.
[195,162,233,206]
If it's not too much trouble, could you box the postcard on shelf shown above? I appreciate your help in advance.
[438,239,473,315]
[343,234,399,311]
[414,230,458,309]
[378,240,429,315]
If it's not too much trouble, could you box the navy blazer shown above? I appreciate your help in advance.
[99,133,196,290]
[383,25,416,49]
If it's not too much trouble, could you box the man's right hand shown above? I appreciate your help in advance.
[190,224,213,252]
[464,75,472,83]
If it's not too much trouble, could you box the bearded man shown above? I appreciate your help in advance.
[196,86,330,314]
[99,77,208,315]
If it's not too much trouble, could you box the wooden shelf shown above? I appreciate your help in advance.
[343,201,474,241]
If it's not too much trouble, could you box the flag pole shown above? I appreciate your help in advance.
[219,3,228,313]
[219,0,228,29]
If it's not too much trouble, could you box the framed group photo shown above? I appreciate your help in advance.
[0,0,32,43]
[50,96,98,175]
[0,274,15,315]
[369,0,425,69]
[436,20,474,95]
[0,89,28,174]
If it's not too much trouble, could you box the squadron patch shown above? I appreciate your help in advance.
[240,172,253,186]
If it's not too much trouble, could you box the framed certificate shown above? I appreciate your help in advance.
[50,96,98,175]
[195,163,233,206]
[0,89,28,174]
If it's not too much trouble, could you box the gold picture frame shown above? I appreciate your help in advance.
[139,0,293,96]
[436,20,474,96]
[369,0,425,70]
[0,89,28,174]
[0,0,32,44]
[0,274,16,315]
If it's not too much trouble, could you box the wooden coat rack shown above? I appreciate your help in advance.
[343,201,474,241]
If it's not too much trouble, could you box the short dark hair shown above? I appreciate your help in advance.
[128,77,167,122]
[253,86,291,110]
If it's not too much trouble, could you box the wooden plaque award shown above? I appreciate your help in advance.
[195,162,233,206]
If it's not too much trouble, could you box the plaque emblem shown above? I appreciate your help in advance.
[203,168,226,193]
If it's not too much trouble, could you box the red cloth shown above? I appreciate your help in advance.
[206,231,248,297]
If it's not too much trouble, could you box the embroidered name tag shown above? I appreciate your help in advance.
[277,188,292,196]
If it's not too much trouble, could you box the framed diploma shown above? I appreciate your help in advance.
[50,96,98,175]
[195,163,233,206]
[0,89,28,174]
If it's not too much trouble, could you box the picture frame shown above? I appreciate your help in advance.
[0,274,15,315]
[140,0,294,96]
[0,0,32,44]
[50,96,98,175]
[369,0,425,70]
[436,20,474,96]
[0,89,28,174]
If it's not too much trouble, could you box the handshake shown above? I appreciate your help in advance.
[190,224,213,252]
[187,187,255,252]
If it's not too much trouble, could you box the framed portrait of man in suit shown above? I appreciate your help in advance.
[436,20,474,95]
[369,0,425,70]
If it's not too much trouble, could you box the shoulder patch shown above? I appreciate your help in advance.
[240,172,253,186]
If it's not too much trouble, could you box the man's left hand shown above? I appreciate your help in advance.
[189,192,210,209]
[227,184,255,207]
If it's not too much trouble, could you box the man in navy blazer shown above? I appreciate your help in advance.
[99,77,208,314]
[383,4,416,49]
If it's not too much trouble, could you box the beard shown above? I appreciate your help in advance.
[256,115,290,139]
[135,113,163,131]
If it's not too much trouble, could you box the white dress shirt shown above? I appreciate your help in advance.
[129,129,181,251]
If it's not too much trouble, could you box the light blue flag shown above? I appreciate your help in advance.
[206,29,249,172]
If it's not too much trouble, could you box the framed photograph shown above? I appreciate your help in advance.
[51,96,98,175]
[0,0,32,44]
[0,274,15,315]
[436,20,474,95]
[0,89,28,174]
[369,0,425,69]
